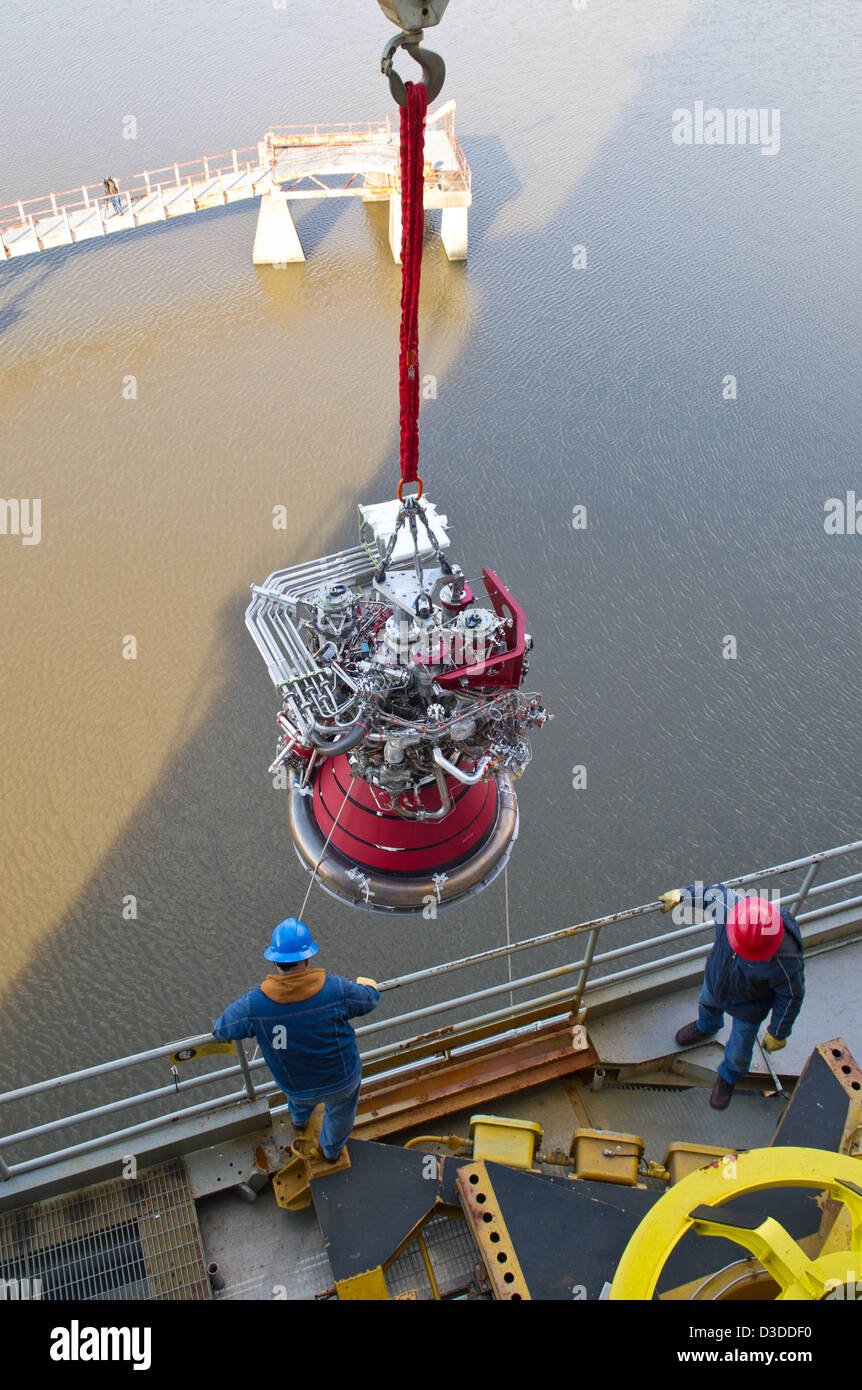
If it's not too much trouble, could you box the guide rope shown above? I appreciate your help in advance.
[298,775,357,919]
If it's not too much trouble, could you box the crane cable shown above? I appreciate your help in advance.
[297,80,430,914]
[397,80,428,496]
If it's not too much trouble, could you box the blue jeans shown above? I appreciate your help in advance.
[697,986,761,1085]
[287,1076,362,1158]
[111,197,123,215]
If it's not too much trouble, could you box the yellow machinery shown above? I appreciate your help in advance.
[611,1146,862,1301]
[268,1040,862,1299]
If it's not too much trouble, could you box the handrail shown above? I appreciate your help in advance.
[0,106,470,236]
[1,837,861,1181]
[373,836,862,993]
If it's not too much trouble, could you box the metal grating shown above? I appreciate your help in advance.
[0,1158,211,1301]
[581,1083,783,1163]
[384,1213,478,1300]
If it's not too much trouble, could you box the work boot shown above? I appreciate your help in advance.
[675,1020,716,1048]
[318,1147,344,1165]
[710,1076,734,1110]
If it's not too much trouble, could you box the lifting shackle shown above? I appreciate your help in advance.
[381,30,445,106]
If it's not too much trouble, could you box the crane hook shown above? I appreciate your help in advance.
[381,29,445,107]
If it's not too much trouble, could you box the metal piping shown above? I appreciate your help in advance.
[432,746,491,785]
[390,761,454,821]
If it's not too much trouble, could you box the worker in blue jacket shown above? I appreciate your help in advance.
[213,918,380,1163]
[659,883,805,1110]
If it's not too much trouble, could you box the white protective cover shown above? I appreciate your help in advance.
[359,497,450,566]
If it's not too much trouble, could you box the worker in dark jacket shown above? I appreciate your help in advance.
[659,883,805,1110]
[212,918,379,1162]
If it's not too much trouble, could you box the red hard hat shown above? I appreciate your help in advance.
[727,897,784,961]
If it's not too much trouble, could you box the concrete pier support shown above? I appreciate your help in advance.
[440,206,468,261]
[252,193,305,265]
[389,193,470,263]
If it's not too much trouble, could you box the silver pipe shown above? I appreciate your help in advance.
[720,839,862,888]
[234,1039,257,1103]
[306,706,371,756]
[0,1033,216,1105]
[797,891,862,923]
[374,904,675,992]
[790,861,820,916]
[389,762,454,821]
[572,926,600,1010]
[5,1087,259,1177]
[359,998,577,1063]
[579,942,711,991]
[432,746,491,785]
[310,704,363,735]
[358,957,589,1035]
[784,868,862,901]
[357,924,723,1046]
[0,1063,248,1147]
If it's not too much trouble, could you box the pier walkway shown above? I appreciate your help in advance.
[0,102,471,265]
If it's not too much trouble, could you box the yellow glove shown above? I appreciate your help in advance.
[356,976,378,989]
[763,1032,786,1053]
[659,889,683,914]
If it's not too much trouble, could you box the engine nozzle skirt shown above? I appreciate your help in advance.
[287,757,518,913]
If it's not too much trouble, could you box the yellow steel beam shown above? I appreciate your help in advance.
[456,1162,530,1300]
[335,1268,389,1301]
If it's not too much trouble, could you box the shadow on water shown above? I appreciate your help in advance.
[0,257,66,335]
[0,196,354,335]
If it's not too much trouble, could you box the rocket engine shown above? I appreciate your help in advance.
[245,494,547,912]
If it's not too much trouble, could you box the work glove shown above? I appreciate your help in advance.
[659,889,683,914]
[356,976,379,989]
[763,1032,786,1053]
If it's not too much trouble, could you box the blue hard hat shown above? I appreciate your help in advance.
[264,918,319,963]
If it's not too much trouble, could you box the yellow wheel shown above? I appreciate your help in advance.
[610,1146,862,1301]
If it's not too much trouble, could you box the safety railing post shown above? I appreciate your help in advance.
[0,1151,12,1181]
[233,1040,257,1103]
[791,860,821,917]
[571,925,601,1014]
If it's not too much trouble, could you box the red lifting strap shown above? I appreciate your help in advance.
[398,81,428,487]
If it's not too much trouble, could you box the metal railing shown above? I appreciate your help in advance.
[0,145,266,239]
[0,104,469,256]
[2,837,861,1185]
